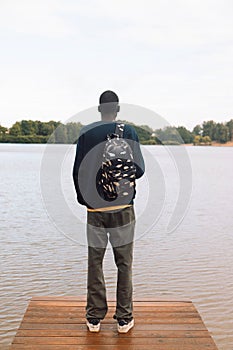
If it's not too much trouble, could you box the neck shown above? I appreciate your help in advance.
[101,114,116,122]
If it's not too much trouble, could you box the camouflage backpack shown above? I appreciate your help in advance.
[98,123,136,202]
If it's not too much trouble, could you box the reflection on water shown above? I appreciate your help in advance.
[0,144,233,349]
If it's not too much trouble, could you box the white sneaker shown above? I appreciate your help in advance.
[117,318,134,333]
[86,318,101,332]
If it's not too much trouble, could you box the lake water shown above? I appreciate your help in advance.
[0,144,233,349]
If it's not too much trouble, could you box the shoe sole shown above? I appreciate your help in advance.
[86,320,101,332]
[117,319,134,333]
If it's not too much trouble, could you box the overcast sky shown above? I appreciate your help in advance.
[0,0,233,129]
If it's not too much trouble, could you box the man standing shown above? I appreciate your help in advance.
[73,91,145,333]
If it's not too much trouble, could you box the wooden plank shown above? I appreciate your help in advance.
[31,296,87,302]
[29,301,192,307]
[10,345,217,350]
[19,322,207,331]
[27,305,196,312]
[16,329,211,338]
[24,311,201,319]
[12,336,217,346]
[31,296,192,302]
[10,297,218,350]
[19,322,208,331]
[22,317,203,324]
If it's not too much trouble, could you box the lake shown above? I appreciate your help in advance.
[0,144,233,349]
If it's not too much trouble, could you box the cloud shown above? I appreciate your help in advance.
[0,0,73,37]
[0,0,233,128]
[1,0,233,47]
[58,0,233,48]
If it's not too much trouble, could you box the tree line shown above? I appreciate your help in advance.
[0,118,232,144]
[0,120,82,144]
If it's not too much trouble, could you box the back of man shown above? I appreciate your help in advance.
[73,120,144,210]
[73,91,145,333]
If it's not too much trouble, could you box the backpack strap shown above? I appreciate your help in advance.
[115,122,125,138]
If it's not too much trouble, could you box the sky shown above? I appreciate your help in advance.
[0,0,233,130]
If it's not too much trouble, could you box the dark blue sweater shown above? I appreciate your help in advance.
[73,121,145,209]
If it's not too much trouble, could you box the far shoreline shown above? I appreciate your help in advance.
[184,141,233,147]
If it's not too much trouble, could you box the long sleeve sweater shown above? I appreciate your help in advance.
[73,120,145,210]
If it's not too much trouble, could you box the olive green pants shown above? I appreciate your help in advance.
[86,206,135,320]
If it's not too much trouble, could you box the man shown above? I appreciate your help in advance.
[73,90,145,333]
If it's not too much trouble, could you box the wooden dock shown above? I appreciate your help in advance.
[10,296,218,349]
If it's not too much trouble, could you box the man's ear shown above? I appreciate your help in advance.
[117,105,120,112]
[98,105,101,112]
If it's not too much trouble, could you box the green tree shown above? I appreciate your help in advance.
[0,124,8,135]
[9,122,21,136]
[202,120,216,139]
[176,126,194,143]
[155,126,182,144]
[66,122,82,143]
[53,123,68,143]
[215,123,229,143]
[226,119,233,141]
[202,136,212,145]
[139,125,153,134]
[21,120,37,135]
[193,135,201,145]
[37,121,54,136]
[193,124,202,136]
